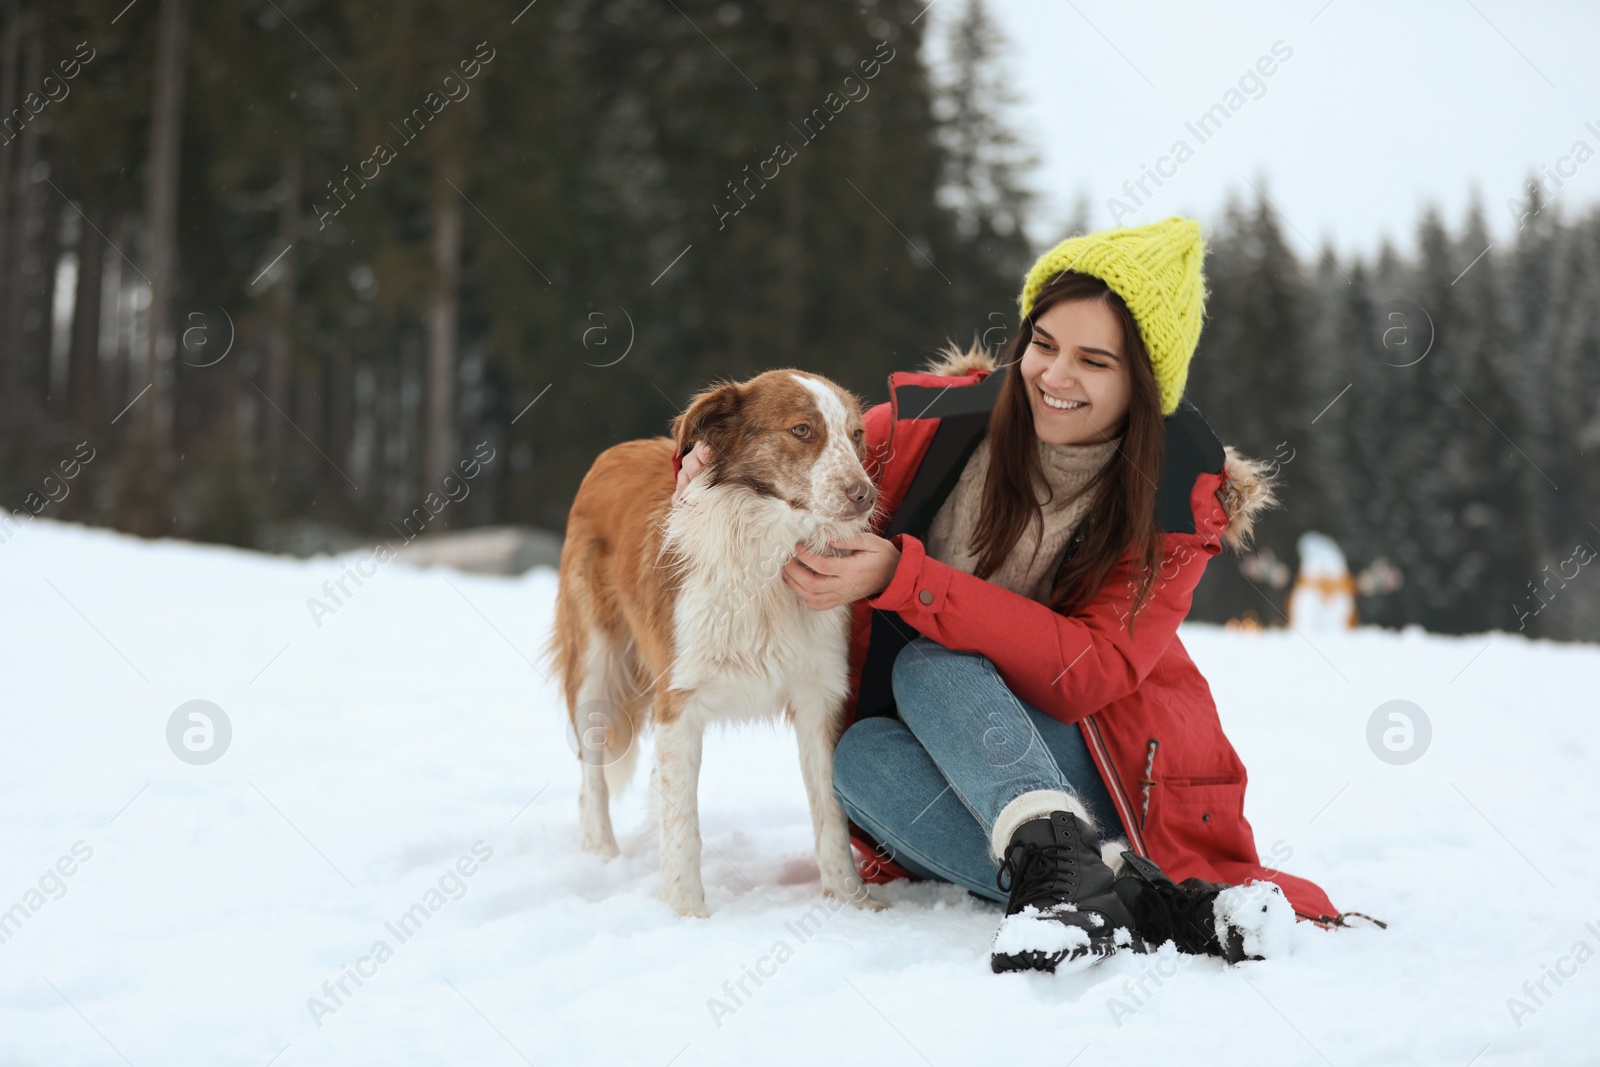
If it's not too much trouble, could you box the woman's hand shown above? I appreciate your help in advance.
[671,440,713,506]
[784,531,901,611]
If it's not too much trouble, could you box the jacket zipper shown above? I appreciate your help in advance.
[1139,738,1159,830]
[1080,715,1150,856]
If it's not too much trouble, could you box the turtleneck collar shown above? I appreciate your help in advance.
[1035,433,1123,479]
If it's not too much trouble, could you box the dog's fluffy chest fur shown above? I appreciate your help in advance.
[662,482,858,718]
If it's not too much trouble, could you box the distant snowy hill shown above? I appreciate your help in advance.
[1,520,1595,1066]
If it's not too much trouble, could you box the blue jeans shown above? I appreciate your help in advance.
[833,636,1128,904]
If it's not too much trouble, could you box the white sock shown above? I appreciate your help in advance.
[1099,837,1132,876]
[989,789,1093,862]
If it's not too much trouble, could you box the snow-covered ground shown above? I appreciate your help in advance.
[2,519,1596,1066]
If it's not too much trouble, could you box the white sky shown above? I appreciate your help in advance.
[940,0,1600,262]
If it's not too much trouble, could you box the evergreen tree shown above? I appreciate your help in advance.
[1187,186,1310,625]
[1448,196,1536,632]
[930,0,1036,340]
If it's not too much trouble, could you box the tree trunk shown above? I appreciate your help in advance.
[140,0,188,451]
[425,157,463,503]
[114,0,186,536]
[264,145,300,482]
[37,147,60,403]
[0,2,20,426]
[102,213,129,422]
[4,12,40,413]
[777,31,811,364]
[70,193,105,427]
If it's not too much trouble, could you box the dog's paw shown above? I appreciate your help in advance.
[662,883,709,918]
[667,897,710,919]
[824,879,887,911]
[580,833,620,860]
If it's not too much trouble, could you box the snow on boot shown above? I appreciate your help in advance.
[1109,850,1293,963]
[1213,880,1295,960]
[990,811,1143,975]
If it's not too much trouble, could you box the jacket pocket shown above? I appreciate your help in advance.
[1161,774,1243,787]
[1153,777,1254,866]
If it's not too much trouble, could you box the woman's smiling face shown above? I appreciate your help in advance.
[1020,297,1133,446]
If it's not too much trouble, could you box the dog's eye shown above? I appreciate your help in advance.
[852,428,864,444]
[790,424,812,439]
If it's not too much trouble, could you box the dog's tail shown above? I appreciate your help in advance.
[541,541,579,719]
[602,685,644,797]
[558,624,651,798]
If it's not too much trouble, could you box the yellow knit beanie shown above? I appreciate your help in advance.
[1017,216,1208,417]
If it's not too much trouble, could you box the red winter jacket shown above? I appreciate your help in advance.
[672,356,1343,924]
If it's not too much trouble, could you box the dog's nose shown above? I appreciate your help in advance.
[845,480,876,515]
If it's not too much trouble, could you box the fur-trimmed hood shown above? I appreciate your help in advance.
[918,340,1278,554]
[922,339,1001,379]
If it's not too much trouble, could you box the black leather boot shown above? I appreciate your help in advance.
[1110,850,1293,963]
[989,811,1144,975]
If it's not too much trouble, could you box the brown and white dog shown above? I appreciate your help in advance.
[545,369,883,917]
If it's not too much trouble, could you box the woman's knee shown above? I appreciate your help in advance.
[832,716,897,797]
[891,636,993,719]
[890,636,942,704]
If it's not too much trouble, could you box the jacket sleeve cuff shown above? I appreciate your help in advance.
[866,534,950,613]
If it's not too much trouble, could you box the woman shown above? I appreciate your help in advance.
[673,217,1342,975]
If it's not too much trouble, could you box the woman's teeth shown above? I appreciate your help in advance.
[1040,393,1086,411]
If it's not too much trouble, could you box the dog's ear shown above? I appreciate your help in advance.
[672,380,742,460]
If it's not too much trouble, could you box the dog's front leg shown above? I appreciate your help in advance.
[653,712,708,917]
[791,694,882,910]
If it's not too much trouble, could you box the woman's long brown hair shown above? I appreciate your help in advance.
[968,270,1167,633]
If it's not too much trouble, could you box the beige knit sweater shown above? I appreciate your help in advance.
[925,434,1123,603]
